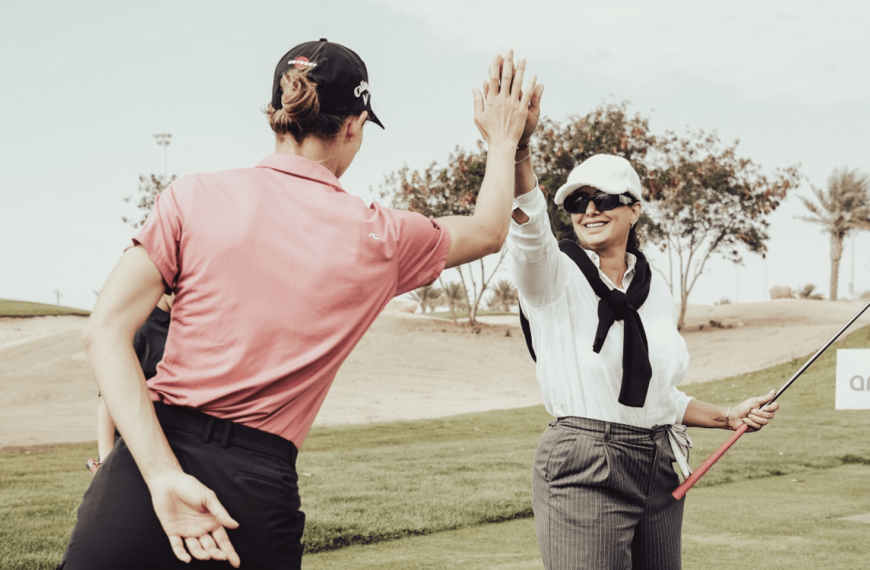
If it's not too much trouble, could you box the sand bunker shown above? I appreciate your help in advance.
[1,299,868,447]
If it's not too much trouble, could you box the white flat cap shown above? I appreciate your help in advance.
[554,154,643,206]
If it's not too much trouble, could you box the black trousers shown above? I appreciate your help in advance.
[58,403,305,570]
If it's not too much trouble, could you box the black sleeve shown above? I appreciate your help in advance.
[133,327,147,364]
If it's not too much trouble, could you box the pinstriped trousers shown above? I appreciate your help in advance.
[532,417,684,570]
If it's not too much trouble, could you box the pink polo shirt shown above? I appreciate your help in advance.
[132,154,451,448]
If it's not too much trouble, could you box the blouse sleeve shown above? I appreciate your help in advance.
[506,188,567,308]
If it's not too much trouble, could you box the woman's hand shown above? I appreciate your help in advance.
[85,458,101,475]
[148,471,241,567]
[518,82,545,146]
[728,389,780,432]
[480,66,545,147]
[472,50,536,150]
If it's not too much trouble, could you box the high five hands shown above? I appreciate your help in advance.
[472,50,544,149]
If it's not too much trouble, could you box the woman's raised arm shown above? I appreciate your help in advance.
[438,50,537,269]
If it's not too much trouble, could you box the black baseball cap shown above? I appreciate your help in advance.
[271,38,384,129]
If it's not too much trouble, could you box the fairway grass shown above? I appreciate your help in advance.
[303,465,870,570]
[0,299,89,317]
[305,517,543,570]
[681,464,870,569]
[0,443,96,569]
[2,324,869,569]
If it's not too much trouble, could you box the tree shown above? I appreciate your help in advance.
[529,101,798,329]
[533,100,659,241]
[798,284,824,300]
[642,130,800,328]
[122,174,176,228]
[379,143,504,324]
[487,279,518,312]
[439,279,468,325]
[409,284,442,314]
[383,100,798,329]
[797,168,870,301]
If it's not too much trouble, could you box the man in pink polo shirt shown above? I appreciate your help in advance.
[59,39,543,570]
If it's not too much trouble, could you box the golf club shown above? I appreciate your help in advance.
[672,298,870,501]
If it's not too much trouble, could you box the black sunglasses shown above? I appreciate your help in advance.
[563,191,635,214]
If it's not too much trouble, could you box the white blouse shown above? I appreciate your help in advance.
[507,188,693,428]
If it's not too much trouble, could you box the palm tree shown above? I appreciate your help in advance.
[440,280,468,324]
[487,279,518,312]
[798,168,870,300]
[409,284,442,314]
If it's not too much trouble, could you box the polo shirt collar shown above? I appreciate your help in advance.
[256,153,345,193]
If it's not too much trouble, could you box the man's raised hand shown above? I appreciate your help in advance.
[472,50,537,149]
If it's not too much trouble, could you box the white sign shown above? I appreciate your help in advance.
[836,349,870,410]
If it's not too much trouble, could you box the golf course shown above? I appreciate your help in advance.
[1,299,869,569]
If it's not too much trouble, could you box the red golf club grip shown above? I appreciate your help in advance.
[672,423,748,500]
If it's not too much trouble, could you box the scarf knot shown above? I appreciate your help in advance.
[518,240,655,408]
[606,288,628,319]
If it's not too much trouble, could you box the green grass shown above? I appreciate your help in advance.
[305,517,544,570]
[0,299,89,317]
[681,464,870,569]
[295,406,547,552]
[3,324,869,569]
[304,464,870,570]
[0,443,96,569]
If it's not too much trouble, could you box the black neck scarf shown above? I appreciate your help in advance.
[519,239,654,408]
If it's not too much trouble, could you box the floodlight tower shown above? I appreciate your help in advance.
[153,133,172,182]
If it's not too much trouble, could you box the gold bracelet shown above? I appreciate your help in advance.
[724,406,732,430]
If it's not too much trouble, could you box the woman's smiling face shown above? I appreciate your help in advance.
[570,186,642,253]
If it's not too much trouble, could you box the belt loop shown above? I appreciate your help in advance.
[220,422,233,449]
[201,416,215,444]
[603,422,611,441]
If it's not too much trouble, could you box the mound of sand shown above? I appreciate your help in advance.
[1,299,868,447]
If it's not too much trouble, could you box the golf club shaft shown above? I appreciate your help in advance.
[767,299,870,405]
[672,299,870,501]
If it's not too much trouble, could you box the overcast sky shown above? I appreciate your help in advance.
[2,0,869,310]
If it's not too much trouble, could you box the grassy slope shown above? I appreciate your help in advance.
[0,299,90,317]
[2,325,869,569]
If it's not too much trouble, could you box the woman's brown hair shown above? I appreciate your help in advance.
[265,69,348,143]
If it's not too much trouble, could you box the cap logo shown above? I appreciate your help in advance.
[354,80,370,105]
[288,56,317,70]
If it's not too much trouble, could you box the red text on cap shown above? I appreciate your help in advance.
[289,56,317,70]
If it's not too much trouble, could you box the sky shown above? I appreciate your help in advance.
[1,0,869,311]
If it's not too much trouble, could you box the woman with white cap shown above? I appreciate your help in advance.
[508,133,780,567]
[57,41,539,570]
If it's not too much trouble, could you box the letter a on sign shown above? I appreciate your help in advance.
[836,349,870,410]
